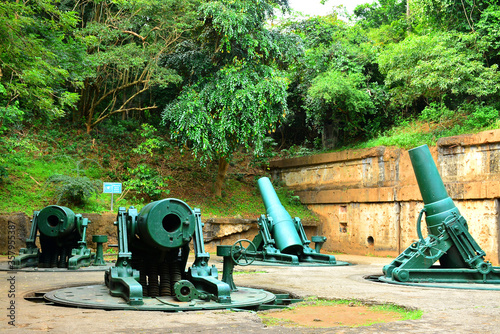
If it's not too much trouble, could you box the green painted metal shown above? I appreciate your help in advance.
[247,177,348,266]
[44,284,277,311]
[92,235,108,266]
[381,144,500,286]
[105,198,234,307]
[258,177,302,254]
[12,205,94,270]
[216,245,237,291]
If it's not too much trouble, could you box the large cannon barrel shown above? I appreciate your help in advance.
[409,145,461,234]
[37,205,82,238]
[134,198,196,250]
[258,177,302,254]
[409,144,469,268]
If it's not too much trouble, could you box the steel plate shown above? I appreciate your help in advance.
[44,285,276,311]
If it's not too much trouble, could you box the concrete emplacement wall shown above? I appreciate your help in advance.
[270,129,500,266]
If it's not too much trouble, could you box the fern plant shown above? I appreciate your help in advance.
[46,174,102,205]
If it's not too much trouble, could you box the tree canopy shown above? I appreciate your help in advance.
[2,0,500,196]
[162,0,300,196]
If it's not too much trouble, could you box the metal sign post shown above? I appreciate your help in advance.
[103,182,122,212]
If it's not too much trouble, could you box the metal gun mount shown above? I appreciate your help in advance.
[105,198,231,305]
[380,144,500,288]
[85,198,279,310]
[12,205,95,270]
[235,177,349,266]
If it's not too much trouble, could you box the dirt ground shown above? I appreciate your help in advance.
[1,254,500,333]
[263,304,402,328]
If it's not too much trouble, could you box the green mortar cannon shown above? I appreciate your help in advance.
[381,144,500,284]
[12,205,94,270]
[232,177,348,266]
[105,198,231,306]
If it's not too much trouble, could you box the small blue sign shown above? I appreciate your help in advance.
[103,182,122,194]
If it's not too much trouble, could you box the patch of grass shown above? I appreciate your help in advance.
[259,297,423,328]
[370,303,423,321]
[233,270,267,275]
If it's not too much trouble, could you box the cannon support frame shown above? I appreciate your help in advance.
[246,177,348,266]
[105,199,231,306]
[12,205,94,270]
[381,144,500,286]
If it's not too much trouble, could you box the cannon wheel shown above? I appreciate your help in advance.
[417,234,445,261]
[231,239,257,266]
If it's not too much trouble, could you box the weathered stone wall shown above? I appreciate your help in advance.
[270,129,500,265]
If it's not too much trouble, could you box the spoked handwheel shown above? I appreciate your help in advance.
[230,239,257,266]
[417,234,445,261]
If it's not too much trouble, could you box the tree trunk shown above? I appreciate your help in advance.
[214,157,229,197]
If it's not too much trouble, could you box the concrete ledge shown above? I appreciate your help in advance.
[438,129,500,147]
[270,146,386,168]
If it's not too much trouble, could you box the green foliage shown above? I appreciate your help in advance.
[73,0,199,132]
[133,124,169,157]
[249,137,278,168]
[419,101,456,124]
[0,0,84,120]
[162,0,301,196]
[379,32,500,110]
[354,0,407,30]
[124,165,170,201]
[0,166,8,183]
[0,88,24,134]
[409,0,491,32]
[464,103,499,128]
[284,13,389,148]
[46,174,102,206]
[476,5,500,63]
[164,60,289,164]
[306,70,377,137]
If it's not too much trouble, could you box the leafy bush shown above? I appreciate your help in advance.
[124,165,170,201]
[464,104,499,128]
[133,124,169,157]
[46,174,102,205]
[419,101,455,123]
[250,137,277,168]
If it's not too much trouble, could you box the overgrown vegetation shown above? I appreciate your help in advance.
[0,124,313,220]
[1,0,499,214]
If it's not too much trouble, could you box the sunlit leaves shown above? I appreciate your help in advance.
[163,61,288,164]
[378,32,500,108]
[0,0,84,119]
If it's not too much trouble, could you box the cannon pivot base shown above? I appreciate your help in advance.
[44,284,276,311]
[378,273,500,291]
[250,216,349,267]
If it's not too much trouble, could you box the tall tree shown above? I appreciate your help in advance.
[71,0,199,133]
[162,0,301,197]
[284,14,388,148]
